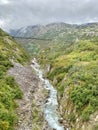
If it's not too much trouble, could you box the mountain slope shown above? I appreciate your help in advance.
[9,22,98,129]
[0,28,29,130]
[10,22,98,56]
[37,31,98,129]
[9,23,77,56]
[10,23,75,38]
[38,38,98,126]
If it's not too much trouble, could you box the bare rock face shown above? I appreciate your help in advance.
[8,61,51,130]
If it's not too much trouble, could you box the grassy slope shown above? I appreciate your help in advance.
[39,39,98,128]
[37,37,98,129]
[14,23,98,129]
[0,29,29,130]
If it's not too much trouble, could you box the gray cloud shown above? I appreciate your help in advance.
[0,0,98,31]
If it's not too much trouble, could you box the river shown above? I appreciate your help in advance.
[31,58,65,130]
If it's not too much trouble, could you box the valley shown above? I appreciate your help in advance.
[11,22,98,130]
[0,22,98,130]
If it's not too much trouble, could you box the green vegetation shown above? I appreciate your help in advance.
[32,103,43,130]
[13,23,98,129]
[17,39,51,57]
[0,29,29,130]
[37,38,98,123]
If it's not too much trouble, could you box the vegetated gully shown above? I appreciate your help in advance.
[31,58,67,130]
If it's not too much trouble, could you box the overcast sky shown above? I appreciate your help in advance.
[0,0,98,31]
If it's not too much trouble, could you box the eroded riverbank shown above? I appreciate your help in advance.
[31,58,66,130]
[8,61,51,130]
[8,59,69,130]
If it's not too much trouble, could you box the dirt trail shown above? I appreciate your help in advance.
[8,61,51,130]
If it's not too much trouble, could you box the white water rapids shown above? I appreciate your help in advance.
[31,58,65,130]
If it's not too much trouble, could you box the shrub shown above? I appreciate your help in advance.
[69,113,75,122]
[0,121,9,130]
[82,105,93,122]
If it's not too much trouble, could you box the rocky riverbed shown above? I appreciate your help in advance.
[8,61,51,130]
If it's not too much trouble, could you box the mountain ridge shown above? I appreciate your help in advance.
[9,22,98,37]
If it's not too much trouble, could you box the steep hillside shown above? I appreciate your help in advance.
[10,22,98,129]
[0,28,29,130]
[9,23,98,130]
[37,36,98,129]
[10,25,41,38]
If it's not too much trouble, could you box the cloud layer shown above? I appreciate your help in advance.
[0,0,98,31]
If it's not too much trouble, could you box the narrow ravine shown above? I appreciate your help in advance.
[31,58,65,130]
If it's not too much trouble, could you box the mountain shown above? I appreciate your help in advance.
[10,22,98,39]
[9,22,98,56]
[10,25,42,37]
[10,22,98,130]
[10,22,75,38]
[0,28,29,130]
[9,23,77,56]
[37,23,98,130]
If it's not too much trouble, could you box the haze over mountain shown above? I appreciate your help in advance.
[10,22,98,56]
[1,0,98,31]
